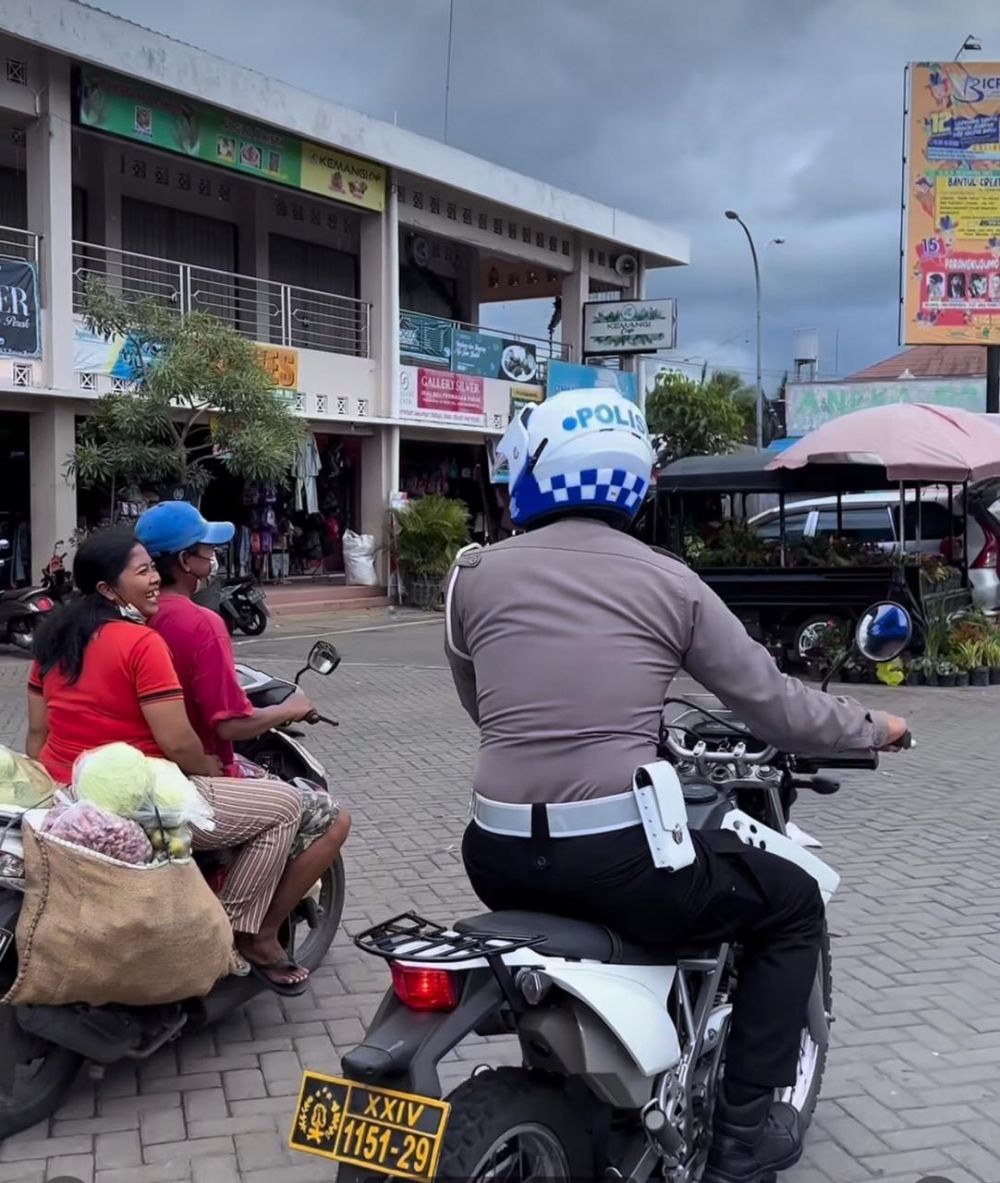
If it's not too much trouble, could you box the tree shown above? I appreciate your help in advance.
[644,368,752,464]
[70,281,304,511]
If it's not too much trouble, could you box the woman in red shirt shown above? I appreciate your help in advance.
[26,529,313,996]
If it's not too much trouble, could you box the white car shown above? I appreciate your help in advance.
[749,488,1000,612]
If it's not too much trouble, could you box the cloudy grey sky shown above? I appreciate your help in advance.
[94,0,1000,390]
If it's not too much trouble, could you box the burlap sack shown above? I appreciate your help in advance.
[3,820,233,1007]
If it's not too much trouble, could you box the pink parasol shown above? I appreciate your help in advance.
[767,403,1000,483]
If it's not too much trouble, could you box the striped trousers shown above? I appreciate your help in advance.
[190,776,303,934]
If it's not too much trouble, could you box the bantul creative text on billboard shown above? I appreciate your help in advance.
[903,63,1000,344]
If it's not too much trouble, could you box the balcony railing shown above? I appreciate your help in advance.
[72,241,371,359]
[0,227,39,265]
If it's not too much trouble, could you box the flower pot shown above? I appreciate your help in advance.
[938,672,957,687]
[971,667,990,688]
[905,670,924,686]
[924,671,939,687]
[955,671,971,688]
[844,668,860,683]
[991,666,1000,685]
[407,576,443,611]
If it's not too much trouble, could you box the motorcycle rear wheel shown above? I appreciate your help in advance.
[240,608,267,636]
[0,893,83,1140]
[338,1067,594,1183]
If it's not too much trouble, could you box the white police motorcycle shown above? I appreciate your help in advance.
[288,604,912,1183]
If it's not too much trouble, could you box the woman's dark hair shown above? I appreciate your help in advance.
[33,527,141,684]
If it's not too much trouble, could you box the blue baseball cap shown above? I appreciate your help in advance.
[136,502,235,557]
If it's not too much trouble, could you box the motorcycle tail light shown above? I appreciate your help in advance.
[34,597,54,612]
[390,964,461,1011]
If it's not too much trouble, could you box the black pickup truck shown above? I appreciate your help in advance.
[631,452,969,666]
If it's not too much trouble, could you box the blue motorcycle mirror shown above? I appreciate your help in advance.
[856,602,912,664]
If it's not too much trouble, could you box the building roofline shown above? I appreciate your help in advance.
[3,0,690,268]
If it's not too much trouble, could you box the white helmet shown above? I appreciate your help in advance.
[496,387,654,529]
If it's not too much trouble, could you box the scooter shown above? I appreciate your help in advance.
[0,541,54,652]
[219,579,269,637]
[292,604,913,1183]
[40,542,73,605]
[234,641,341,785]
[0,640,344,1139]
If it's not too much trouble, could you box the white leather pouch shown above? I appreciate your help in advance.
[631,761,696,872]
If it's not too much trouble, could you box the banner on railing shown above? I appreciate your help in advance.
[0,259,39,358]
[76,67,386,213]
[399,312,453,368]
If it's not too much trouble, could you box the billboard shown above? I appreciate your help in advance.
[786,377,985,436]
[583,298,677,355]
[903,62,1000,344]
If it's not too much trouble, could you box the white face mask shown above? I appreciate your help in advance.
[117,601,146,624]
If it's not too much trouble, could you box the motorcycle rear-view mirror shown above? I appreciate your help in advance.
[307,641,341,676]
[855,601,913,665]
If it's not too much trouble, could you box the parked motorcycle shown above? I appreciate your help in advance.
[40,541,73,605]
[0,541,54,652]
[302,604,912,1183]
[219,579,269,637]
[0,640,344,1139]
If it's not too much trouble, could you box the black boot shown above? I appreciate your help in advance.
[703,1092,803,1183]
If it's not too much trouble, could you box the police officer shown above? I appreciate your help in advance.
[445,388,908,1183]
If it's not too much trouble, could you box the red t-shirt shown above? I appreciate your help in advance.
[148,594,254,765]
[29,622,183,784]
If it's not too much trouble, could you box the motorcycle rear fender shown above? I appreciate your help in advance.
[340,969,505,1097]
[721,809,840,903]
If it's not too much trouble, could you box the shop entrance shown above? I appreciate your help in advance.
[399,439,503,544]
[201,434,363,583]
[0,412,30,588]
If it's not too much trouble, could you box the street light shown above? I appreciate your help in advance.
[956,34,981,60]
[725,209,765,449]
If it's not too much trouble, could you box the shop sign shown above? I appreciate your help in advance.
[453,329,539,382]
[786,378,986,435]
[399,312,454,368]
[583,299,677,355]
[547,360,639,405]
[257,346,298,389]
[417,368,484,419]
[76,66,386,213]
[0,259,39,358]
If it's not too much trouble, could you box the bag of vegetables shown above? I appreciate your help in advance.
[71,743,215,832]
[0,745,56,812]
[2,815,232,1008]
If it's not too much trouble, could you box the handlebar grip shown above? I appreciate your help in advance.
[305,710,321,725]
[895,731,915,751]
[797,754,880,772]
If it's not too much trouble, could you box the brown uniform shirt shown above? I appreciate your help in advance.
[445,517,889,805]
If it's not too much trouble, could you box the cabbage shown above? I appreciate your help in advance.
[0,747,56,810]
[73,743,152,817]
[147,758,196,813]
[0,746,18,781]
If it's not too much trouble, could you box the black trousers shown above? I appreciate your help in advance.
[463,818,823,1088]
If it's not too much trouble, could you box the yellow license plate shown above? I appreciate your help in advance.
[289,1071,450,1181]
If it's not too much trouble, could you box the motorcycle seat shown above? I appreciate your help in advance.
[454,911,680,966]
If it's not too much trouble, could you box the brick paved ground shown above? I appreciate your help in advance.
[1,615,999,1183]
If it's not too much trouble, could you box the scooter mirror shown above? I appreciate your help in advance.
[856,601,912,664]
[0,540,9,551]
[307,641,341,676]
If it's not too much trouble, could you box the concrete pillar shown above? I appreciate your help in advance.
[26,53,74,394]
[30,400,77,576]
[560,238,590,364]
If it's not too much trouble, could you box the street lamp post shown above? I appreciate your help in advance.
[725,210,764,450]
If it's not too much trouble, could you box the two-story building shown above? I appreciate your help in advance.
[0,0,688,591]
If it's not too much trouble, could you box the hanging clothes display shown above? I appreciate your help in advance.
[294,435,321,516]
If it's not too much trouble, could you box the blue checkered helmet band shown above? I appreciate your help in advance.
[511,467,649,525]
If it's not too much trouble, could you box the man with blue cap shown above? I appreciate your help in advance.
[136,502,350,995]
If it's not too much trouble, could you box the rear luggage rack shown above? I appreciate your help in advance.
[353,912,544,964]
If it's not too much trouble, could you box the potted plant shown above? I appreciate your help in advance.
[936,659,958,688]
[903,657,924,686]
[984,633,1000,685]
[393,494,471,611]
[920,655,939,687]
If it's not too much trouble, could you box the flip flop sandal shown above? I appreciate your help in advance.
[245,957,310,997]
